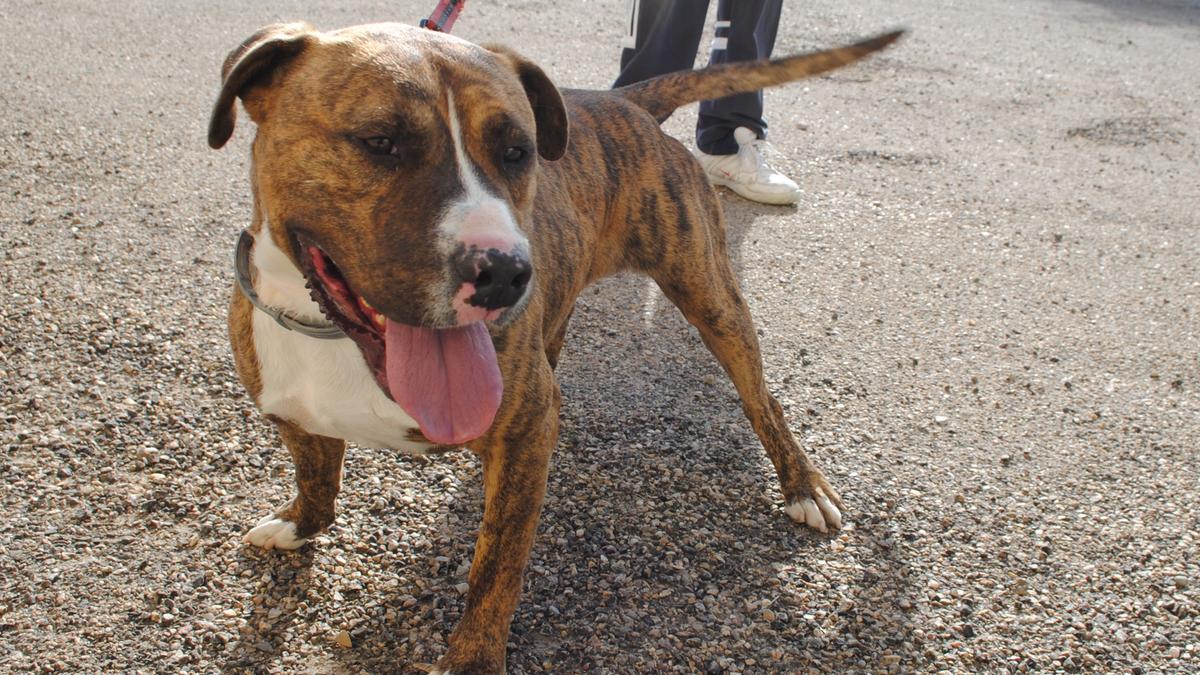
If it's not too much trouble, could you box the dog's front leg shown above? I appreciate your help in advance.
[435,363,560,675]
[244,419,346,550]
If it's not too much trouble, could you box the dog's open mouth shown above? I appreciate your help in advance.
[300,242,503,446]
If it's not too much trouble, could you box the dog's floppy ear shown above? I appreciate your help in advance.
[485,45,569,161]
[208,22,315,149]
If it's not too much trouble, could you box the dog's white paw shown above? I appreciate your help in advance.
[243,514,308,550]
[785,492,842,533]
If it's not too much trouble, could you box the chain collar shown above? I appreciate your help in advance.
[233,230,347,340]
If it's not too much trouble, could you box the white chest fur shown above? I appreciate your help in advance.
[247,230,433,453]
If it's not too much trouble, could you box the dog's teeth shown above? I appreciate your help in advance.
[373,313,386,328]
[358,296,375,312]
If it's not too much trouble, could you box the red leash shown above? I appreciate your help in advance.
[420,0,465,32]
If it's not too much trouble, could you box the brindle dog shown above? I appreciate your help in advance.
[209,22,900,673]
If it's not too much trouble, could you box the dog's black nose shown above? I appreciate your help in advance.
[466,249,532,310]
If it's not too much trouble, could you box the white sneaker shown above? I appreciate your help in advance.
[695,127,800,205]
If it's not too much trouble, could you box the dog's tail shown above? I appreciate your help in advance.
[615,30,904,123]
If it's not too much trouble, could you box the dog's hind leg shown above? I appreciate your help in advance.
[647,196,843,532]
[655,259,843,531]
[244,419,346,550]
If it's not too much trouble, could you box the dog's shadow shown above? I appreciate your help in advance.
[503,198,915,671]
[222,197,916,672]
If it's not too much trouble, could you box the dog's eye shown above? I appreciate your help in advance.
[501,146,528,165]
[361,136,395,155]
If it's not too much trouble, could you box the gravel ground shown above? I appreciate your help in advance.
[2,0,1198,672]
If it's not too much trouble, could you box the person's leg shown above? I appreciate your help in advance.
[614,0,710,88]
[693,0,797,204]
[696,0,782,153]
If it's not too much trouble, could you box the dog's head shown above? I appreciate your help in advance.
[210,22,568,444]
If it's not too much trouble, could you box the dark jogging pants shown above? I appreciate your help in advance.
[613,0,783,155]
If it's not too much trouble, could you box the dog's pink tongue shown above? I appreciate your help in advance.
[384,320,503,445]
